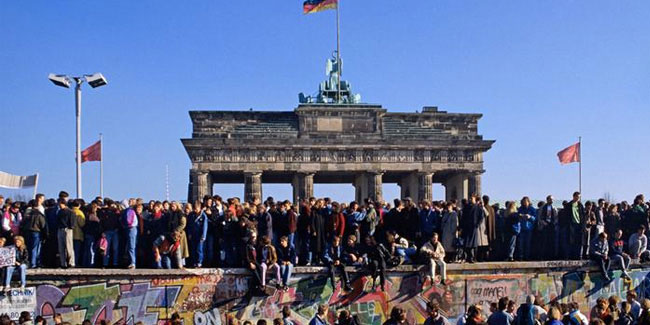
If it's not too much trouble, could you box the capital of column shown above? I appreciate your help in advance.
[244,171,262,178]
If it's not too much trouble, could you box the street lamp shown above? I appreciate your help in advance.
[48,73,108,199]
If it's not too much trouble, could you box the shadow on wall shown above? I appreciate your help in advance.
[3,268,650,325]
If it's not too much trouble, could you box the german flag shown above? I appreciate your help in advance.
[303,0,338,14]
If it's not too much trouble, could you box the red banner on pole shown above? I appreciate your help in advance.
[81,140,101,163]
[557,142,580,165]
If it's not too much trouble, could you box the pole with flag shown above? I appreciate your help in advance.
[557,137,582,193]
[336,0,341,103]
[578,136,582,194]
[100,133,104,198]
[303,0,341,102]
[81,137,103,197]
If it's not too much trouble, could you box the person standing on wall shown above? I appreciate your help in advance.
[56,198,75,268]
[22,194,48,268]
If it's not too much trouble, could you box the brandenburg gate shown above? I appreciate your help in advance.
[182,57,494,204]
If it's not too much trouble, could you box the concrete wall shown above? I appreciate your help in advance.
[3,262,650,325]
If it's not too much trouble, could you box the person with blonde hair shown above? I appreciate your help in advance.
[3,235,29,290]
[505,201,519,261]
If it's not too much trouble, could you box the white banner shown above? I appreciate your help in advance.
[0,246,16,267]
[0,171,38,189]
[0,287,37,320]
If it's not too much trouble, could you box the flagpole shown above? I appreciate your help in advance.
[336,0,341,104]
[100,133,104,198]
[33,173,39,199]
[578,136,582,194]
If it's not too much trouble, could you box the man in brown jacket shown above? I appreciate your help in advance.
[259,235,281,288]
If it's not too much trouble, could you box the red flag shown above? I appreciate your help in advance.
[81,140,101,163]
[557,142,580,165]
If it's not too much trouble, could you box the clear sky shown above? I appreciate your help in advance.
[1,1,649,204]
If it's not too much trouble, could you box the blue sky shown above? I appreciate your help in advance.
[1,1,649,203]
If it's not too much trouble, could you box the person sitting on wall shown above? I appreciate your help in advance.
[258,235,282,289]
[245,233,264,294]
[343,234,363,266]
[420,232,447,287]
[323,235,352,292]
[276,236,296,291]
[628,226,650,262]
[362,235,390,292]
[3,235,28,291]
[609,229,631,280]
[386,230,417,264]
[591,232,612,282]
[152,231,182,269]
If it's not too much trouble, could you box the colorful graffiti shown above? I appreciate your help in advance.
[1,266,650,324]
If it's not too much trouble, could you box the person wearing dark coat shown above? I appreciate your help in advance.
[22,195,48,268]
[539,195,558,260]
[297,200,313,265]
[310,200,327,265]
[401,198,420,243]
[383,199,403,236]
[42,199,59,268]
[276,236,296,290]
[568,192,586,260]
[244,234,263,294]
[461,196,485,263]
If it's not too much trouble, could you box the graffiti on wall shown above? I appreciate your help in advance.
[1,268,649,324]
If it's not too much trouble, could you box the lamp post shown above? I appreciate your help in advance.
[48,73,108,199]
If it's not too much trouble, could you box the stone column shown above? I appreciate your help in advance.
[292,172,314,204]
[354,173,368,203]
[244,172,262,203]
[188,169,211,203]
[418,172,434,202]
[468,172,482,197]
[188,169,197,203]
[368,171,384,203]
[399,173,419,202]
[444,173,469,201]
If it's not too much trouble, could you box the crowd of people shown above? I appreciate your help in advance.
[4,290,650,325]
[199,290,650,325]
[1,191,650,292]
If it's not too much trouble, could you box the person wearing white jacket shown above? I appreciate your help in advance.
[628,225,650,261]
[421,233,447,286]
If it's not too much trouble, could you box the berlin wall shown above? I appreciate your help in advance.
[2,262,650,324]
